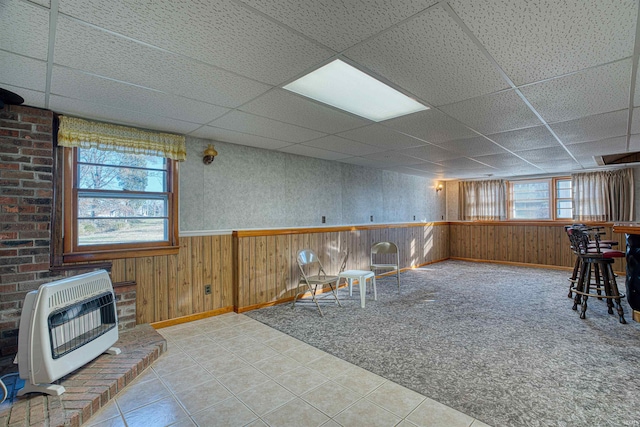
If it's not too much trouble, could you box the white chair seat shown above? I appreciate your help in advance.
[370,241,400,292]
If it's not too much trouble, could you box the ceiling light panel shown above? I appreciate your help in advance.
[284,59,428,122]
[344,6,508,106]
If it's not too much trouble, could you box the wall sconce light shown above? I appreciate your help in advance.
[435,182,444,193]
[203,144,218,165]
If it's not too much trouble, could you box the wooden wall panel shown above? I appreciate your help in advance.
[449,222,627,274]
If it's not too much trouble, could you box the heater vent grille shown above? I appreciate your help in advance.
[48,277,112,309]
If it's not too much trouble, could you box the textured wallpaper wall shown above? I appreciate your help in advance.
[179,137,445,232]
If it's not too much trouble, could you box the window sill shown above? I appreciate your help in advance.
[63,245,179,262]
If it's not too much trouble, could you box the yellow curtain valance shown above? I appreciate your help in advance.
[57,116,186,161]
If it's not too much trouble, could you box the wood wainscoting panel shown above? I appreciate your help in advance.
[449,222,627,274]
[111,234,233,324]
[232,223,450,311]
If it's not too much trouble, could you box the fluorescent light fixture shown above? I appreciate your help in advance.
[283,59,428,122]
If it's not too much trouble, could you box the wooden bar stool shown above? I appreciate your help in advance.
[568,227,627,323]
[565,224,616,298]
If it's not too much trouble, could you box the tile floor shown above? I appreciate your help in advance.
[86,313,492,427]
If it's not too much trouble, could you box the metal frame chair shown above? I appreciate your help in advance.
[370,241,400,292]
[293,249,343,316]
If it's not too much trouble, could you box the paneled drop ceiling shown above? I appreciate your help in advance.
[1,0,640,180]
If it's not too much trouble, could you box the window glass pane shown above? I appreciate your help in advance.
[78,218,168,245]
[557,208,572,218]
[78,165,166,192]
[510,181,550,219]
[556,188,571,199]
[78,148,166,170]
[78,196,167,218]
[556,180,571,189]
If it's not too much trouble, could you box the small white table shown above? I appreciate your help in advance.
[338,270,377,308]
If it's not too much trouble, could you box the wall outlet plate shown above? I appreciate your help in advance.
[205,285,212,295]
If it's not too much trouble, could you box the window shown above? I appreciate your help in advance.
[508,177,572,220]
[555,178,573,219]
[63,147,179,261]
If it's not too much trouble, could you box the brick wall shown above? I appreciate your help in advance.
[0,105,62,372]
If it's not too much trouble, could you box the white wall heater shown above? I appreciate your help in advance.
[15,270,121,396]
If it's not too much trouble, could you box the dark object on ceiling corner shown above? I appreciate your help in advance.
[0,88,25,109]
[595,152,640,166]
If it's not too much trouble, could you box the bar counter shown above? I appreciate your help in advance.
[612,223,640,322]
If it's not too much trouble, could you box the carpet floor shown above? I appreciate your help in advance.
[245,260,640,427]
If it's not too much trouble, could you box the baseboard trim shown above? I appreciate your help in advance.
[151,306,234,329]
[448,257,626,276]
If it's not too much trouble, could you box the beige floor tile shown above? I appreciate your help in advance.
[122,396,189,427]
[470,419,492,427]
[85,400,120,425]
[333,367,386,396]
[152,351,197,377]
[174,379,232,414]
[167,418,197,427]
[262,398,329,427]
[199,353,249,376]
[366,381,426,418]
[233,343,280,364]
[264,334,304,353]
[116,377,170,414]
[243,325,287,342]
[274,366,329,396]
[282,343,326,364]
[306,354,355,379]
[333,399,401,427]
[216,365,270,394]
[207,326,245,341]
[191,397,257,427]
[252,354,301,379]
[245,419,269,427]
[320,421,341,427]
[301,381,362,417]
[396,420,420,427]
[131,366,159,385]
[218,334,258,352]
[407,398,475,427]
[85,416,126,427]
[173,334,215,350]
[160,365,216,393]
[236,380,296,416]
[183,343,230,362]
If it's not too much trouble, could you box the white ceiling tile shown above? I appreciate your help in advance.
[491,166,543,178]
[384,166,438,178]
[302,135,386,156]
[51,66,230,124]
[471,153,538,168]
[574,156,600,168]
[437,136,508,157]
[565,136,628,157]
[437,157,494,170]
[399,144,462,162]
[28,0,49,6]
[337,156,386,168]
[405,162,447,174]
[486,126,559,152]
[53,16,271,108]
[361,151,425,167]
[631,107,640,134]
[337,124,426,150]
[188,126,291,150]
[209,111,326,143]
[550,109,629,145]
[0,51,47,91]
[0,0,49,60]
[439,90,541,134]
[0,84,45,108]
[516,146,575,163]
[630,134,640,150]
[277,144,350,161]
[49,95,201,134]
[344,6,508,106]
[58,0,333,85]
[535,160,584,173]
[238,0,438,52]
[520,59,632,123]
[449,0,637,86]
[383,109,476,143]
[239,89,369,133]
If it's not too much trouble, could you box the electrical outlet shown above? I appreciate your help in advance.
[370,215,374,222]
[204,285,212,295]
[322,216,326,223]
[413,215,416,220]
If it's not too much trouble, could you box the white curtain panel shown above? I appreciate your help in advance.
[572,168,634,222]
[458,179,506,221]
